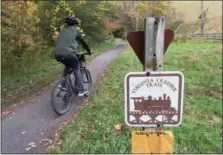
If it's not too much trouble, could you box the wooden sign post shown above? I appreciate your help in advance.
[126,16,184,154]
[144,16,165,72]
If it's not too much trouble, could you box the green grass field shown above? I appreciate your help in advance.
[50,41,222,154]
[1,40,115,107]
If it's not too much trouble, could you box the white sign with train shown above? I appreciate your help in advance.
[124,71,184,127]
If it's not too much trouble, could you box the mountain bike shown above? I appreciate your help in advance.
[51,53,92,115]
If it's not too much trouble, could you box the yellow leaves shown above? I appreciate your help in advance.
[77,18,81,24]
[79,29,84,33]
[54,1,74,15]
[77,27,85,36]
[65,7,70,12]
[79,1,87,5]
[155,2,170,15]
[136,2,149,13]
[149,1,170,16]
[68,9,74,16]
[50,1,75,33]
[55,6,60,12]
[76,0,87,6]
[136,1,170,15]
[26,1,38,16]
[126,1,171,19]
[159,2,169,8]
[52,17,57,22]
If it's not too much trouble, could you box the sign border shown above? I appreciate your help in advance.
[124,71,184,127]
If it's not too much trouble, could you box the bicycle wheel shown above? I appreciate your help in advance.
[51,77,73,115]
[81,68,93,96]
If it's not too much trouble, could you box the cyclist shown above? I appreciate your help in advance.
[54,16,92,96]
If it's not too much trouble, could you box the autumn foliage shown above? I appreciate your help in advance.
[1,1,174,75]
[1,1,118,74]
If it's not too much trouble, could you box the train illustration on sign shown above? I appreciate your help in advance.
[130,94,178,124]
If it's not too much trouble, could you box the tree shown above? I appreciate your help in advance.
[1,1,46,73]
[119,1,173,33]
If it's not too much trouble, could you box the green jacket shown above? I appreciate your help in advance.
[55,25,90,59]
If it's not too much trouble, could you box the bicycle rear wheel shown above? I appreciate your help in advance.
[81,68,93,96]
[51,77,73,115]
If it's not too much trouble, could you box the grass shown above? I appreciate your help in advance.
[1,39,115,107]
[49,41,222,154]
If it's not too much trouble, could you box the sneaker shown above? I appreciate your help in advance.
[78,89,88,96]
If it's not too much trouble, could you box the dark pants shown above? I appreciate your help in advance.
[56,55,84,91]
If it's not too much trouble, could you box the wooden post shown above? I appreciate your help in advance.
[144,17,165,73]
[143,16,165,130]
[155,17,165,71]
[144,17,157,71]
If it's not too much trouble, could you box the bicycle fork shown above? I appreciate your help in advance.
[81,69,90,84]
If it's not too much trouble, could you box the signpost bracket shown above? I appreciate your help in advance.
[146,72,151,76]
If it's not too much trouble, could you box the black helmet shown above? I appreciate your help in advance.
[65,16,79,25]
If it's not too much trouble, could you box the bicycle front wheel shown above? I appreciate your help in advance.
[81,68,93,96]
[51,77,73,115]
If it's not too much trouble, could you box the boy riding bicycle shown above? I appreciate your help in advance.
[54,16,92,96]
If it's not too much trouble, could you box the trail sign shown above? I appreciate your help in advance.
[127,30,174,66]
[126,16,179,154]
[132,130,173,154]
[124,71,184,127]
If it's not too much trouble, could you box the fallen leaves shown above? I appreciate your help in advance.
[28,142,36,148]
[114,123,125,132]
[208,116,221,124]
[87,116,92,121]
[2,111,10,115]
[39,139,53,147]
[25,147,32,151]
[25,142,37,151]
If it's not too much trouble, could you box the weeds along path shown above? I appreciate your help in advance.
[1,44,126,153]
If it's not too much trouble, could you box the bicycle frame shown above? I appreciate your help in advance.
[64,53,90,94]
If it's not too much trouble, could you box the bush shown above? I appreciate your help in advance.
[1,1,49,74]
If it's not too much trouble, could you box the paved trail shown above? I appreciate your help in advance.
[1,44,126,153]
